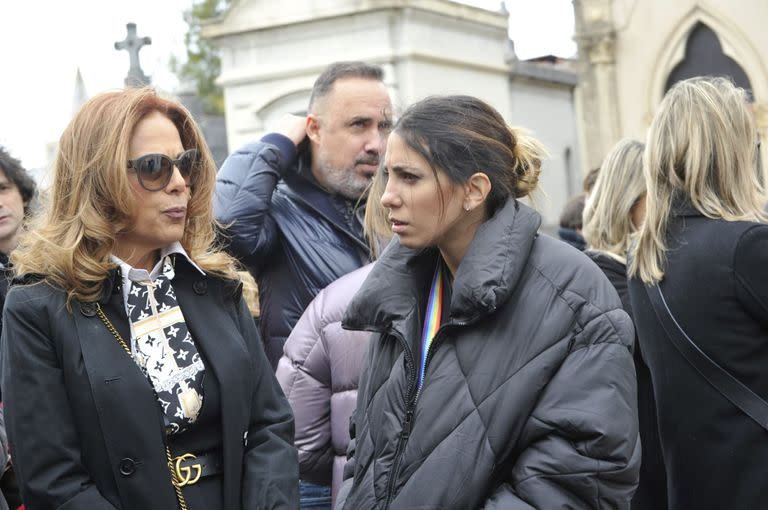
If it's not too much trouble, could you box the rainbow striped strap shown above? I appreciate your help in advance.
[418,263,443,387]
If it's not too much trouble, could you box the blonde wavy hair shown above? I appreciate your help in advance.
[583,139,646,263]
[13,87,238,304]
[629,77,768,283]
[363,167,393,260]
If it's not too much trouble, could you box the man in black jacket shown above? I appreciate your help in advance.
[0,146,36,510]
[214,61,393,369]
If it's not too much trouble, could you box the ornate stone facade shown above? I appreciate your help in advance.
[202,0,582,229]
[574,0,768,172]
[203,0,511,149]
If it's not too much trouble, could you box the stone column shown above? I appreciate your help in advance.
[573,0,621,172]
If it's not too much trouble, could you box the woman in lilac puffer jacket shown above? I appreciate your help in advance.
[276,172,390,509]
[276,264,374,508]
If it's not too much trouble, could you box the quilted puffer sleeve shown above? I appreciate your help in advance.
[213,135,297,268]
[334,329,376,510]
[276,286,334,484]
[482,309,641,509]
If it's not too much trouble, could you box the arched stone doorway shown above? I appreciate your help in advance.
[664,22,753,99]
[648,7,768,174]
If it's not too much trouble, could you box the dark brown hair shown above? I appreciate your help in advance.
[308,61,384,110]
[393,95,547,215]
[0,146,36,213]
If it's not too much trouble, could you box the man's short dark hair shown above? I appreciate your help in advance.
[559,193,586,230]
[0,146,36,213]
[308,61,385,110]
[583,166,600,194]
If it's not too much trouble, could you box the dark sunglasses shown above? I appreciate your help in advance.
[127,148,200,191]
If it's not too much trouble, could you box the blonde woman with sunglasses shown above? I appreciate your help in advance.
[0,88,298,509]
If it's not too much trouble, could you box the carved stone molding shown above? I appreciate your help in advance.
[584,2,611,25]
[586,32,617,65]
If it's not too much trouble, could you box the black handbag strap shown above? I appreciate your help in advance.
[645,284,768,431]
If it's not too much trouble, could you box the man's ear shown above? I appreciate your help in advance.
[463,172,492,211]
[306,114,321,144]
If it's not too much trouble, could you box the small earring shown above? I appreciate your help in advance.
[464,204,471,212]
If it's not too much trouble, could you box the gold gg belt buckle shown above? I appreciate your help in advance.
[174,453,202,487]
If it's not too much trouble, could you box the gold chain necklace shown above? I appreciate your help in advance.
[95,302,189,510]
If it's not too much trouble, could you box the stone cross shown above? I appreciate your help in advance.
[114,22,152,87]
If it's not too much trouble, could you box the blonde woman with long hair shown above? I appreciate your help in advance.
[583,139,646,267]
[583,139,666,510]
[628,76,768,509]
[0,88,298,509]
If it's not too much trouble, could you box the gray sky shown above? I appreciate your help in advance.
[0,0,575,170]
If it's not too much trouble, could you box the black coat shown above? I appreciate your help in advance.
[0,258,298,509]
[214,136,369,369]
[337,200,640,509]
[0,254,16,510]
[585,251,667,510]
[0,253,12,346]
[628,201,768,509]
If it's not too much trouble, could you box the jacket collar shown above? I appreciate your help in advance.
[344,199,541,333]
[670,193,704,218]
[110,242,205,280]
[280,147,370,256]
[13,256,221,307]
[97,253,210,305]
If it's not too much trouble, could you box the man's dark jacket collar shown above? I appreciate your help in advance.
[279,146,370,256]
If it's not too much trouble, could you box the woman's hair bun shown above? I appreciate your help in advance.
[508,126,546,199]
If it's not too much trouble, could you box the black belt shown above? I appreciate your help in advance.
[172,451,223,487]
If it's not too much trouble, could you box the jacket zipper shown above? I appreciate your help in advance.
[383,319,474,508]
[413,317,473,403]
[380,309,486,507]
[412,328,447,404]
[383,329,418,510]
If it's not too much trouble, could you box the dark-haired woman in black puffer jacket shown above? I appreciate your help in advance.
[336,95,640,510]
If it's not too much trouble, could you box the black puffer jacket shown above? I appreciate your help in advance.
[214,136,370,368]
[337,199,640,509]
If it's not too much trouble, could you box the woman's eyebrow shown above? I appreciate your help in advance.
[388,164,420,173]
